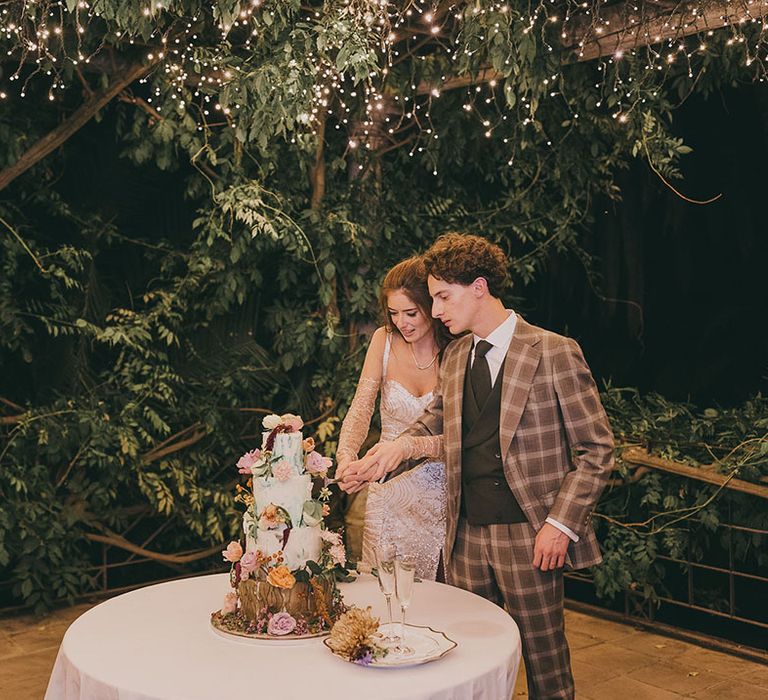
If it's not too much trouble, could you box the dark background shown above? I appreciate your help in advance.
[526,84,768,406]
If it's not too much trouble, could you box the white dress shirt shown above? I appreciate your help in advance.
[471,311,579,543]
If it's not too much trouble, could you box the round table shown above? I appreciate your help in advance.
[45,573,521,700]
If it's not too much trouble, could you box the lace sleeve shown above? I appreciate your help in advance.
[397,434,444,461]
[336,377,380,462]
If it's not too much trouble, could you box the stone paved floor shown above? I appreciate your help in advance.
[1,600,766,699]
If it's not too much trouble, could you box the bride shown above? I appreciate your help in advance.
[336,256,451,580]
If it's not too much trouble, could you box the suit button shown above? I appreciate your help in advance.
[494,453,501,459]
[493,480,501,487]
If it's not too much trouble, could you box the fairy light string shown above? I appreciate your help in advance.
[0,1,766,168]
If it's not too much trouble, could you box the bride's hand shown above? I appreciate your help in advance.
[343,440,406,485]
[336,454,368,493]
[334,454,352,482]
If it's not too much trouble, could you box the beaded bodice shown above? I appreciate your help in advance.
[362,333,446,580]
[379,332,435,441]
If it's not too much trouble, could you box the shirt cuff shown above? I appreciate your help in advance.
[546,517,580,543]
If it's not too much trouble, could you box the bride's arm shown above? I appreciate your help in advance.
[335,328,386,475]
[340,356,447,486]
[397,380,445,459]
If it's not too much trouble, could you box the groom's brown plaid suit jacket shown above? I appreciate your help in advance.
[398,317,615,569]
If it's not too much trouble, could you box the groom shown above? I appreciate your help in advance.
[341,233,614,699]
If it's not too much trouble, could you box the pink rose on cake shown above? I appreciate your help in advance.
[329,543,347,567]
[240,551,259,575]
[280,413,303,432]
[222,541,243,563]
[268,612,297,636]
[320,530,342,546]
[272,459,292,481]
[305,450,332,475]
[236,448,263,474]
[320,530,346,566]
[220,592,238,616]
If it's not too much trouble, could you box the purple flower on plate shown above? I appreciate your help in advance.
[354,650,374,666]
[267,611,297,636]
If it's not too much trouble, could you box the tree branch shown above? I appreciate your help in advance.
[0,396,25,412]
[85,529,223,564]
[0,414,25,425]
[310,111,327,211]
[141,425,207,464]
[118,90,165,124]
[0,59,156,192]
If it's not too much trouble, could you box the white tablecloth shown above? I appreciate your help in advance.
[45,573,520,700]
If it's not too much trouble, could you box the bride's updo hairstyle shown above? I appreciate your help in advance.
[379,256,453,351]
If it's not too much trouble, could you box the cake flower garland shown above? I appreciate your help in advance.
[213,413,348,637]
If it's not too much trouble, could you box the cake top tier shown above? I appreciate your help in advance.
[235,413,332,482]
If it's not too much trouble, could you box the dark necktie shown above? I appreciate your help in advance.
[470,340,493,406]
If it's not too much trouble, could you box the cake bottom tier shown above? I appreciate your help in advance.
[211,574,344,639]
[238,577,335,620]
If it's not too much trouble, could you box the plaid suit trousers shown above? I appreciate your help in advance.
[448,518,574,700]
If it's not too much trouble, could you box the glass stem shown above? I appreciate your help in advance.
[385,594,394,632]
[400,605,406,644]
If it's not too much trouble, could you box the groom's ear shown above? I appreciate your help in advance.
[471,277,489,297]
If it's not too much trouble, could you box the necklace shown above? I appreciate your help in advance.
[409,343,439,371]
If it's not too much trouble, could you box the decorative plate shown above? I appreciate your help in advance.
[324,623,457,668]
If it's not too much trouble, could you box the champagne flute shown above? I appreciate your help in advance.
[394,557,416,657]
[375,544,400,644]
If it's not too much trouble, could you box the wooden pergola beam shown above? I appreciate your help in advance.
[417,0,768,95]
[567,0,768,63]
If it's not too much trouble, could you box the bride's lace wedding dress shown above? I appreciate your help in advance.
[337,333,446,580]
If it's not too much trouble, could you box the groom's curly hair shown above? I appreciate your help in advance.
[423,233,509,298]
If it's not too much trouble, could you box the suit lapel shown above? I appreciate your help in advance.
[446,335,471,453]
[499,319,542,460]
[445,336,472,498]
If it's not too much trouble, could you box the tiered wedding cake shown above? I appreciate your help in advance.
[211,414,347,638]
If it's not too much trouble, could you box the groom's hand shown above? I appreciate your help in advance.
[532,523,570,571]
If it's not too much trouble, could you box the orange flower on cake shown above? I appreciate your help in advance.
[222,541,243,563]
[267,565,296,589]
[258,504,290,530]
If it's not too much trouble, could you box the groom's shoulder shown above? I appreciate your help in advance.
[521,320,581,355]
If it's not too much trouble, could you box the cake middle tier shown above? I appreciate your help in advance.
[254,525,323,571]
[253,473,312,528]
